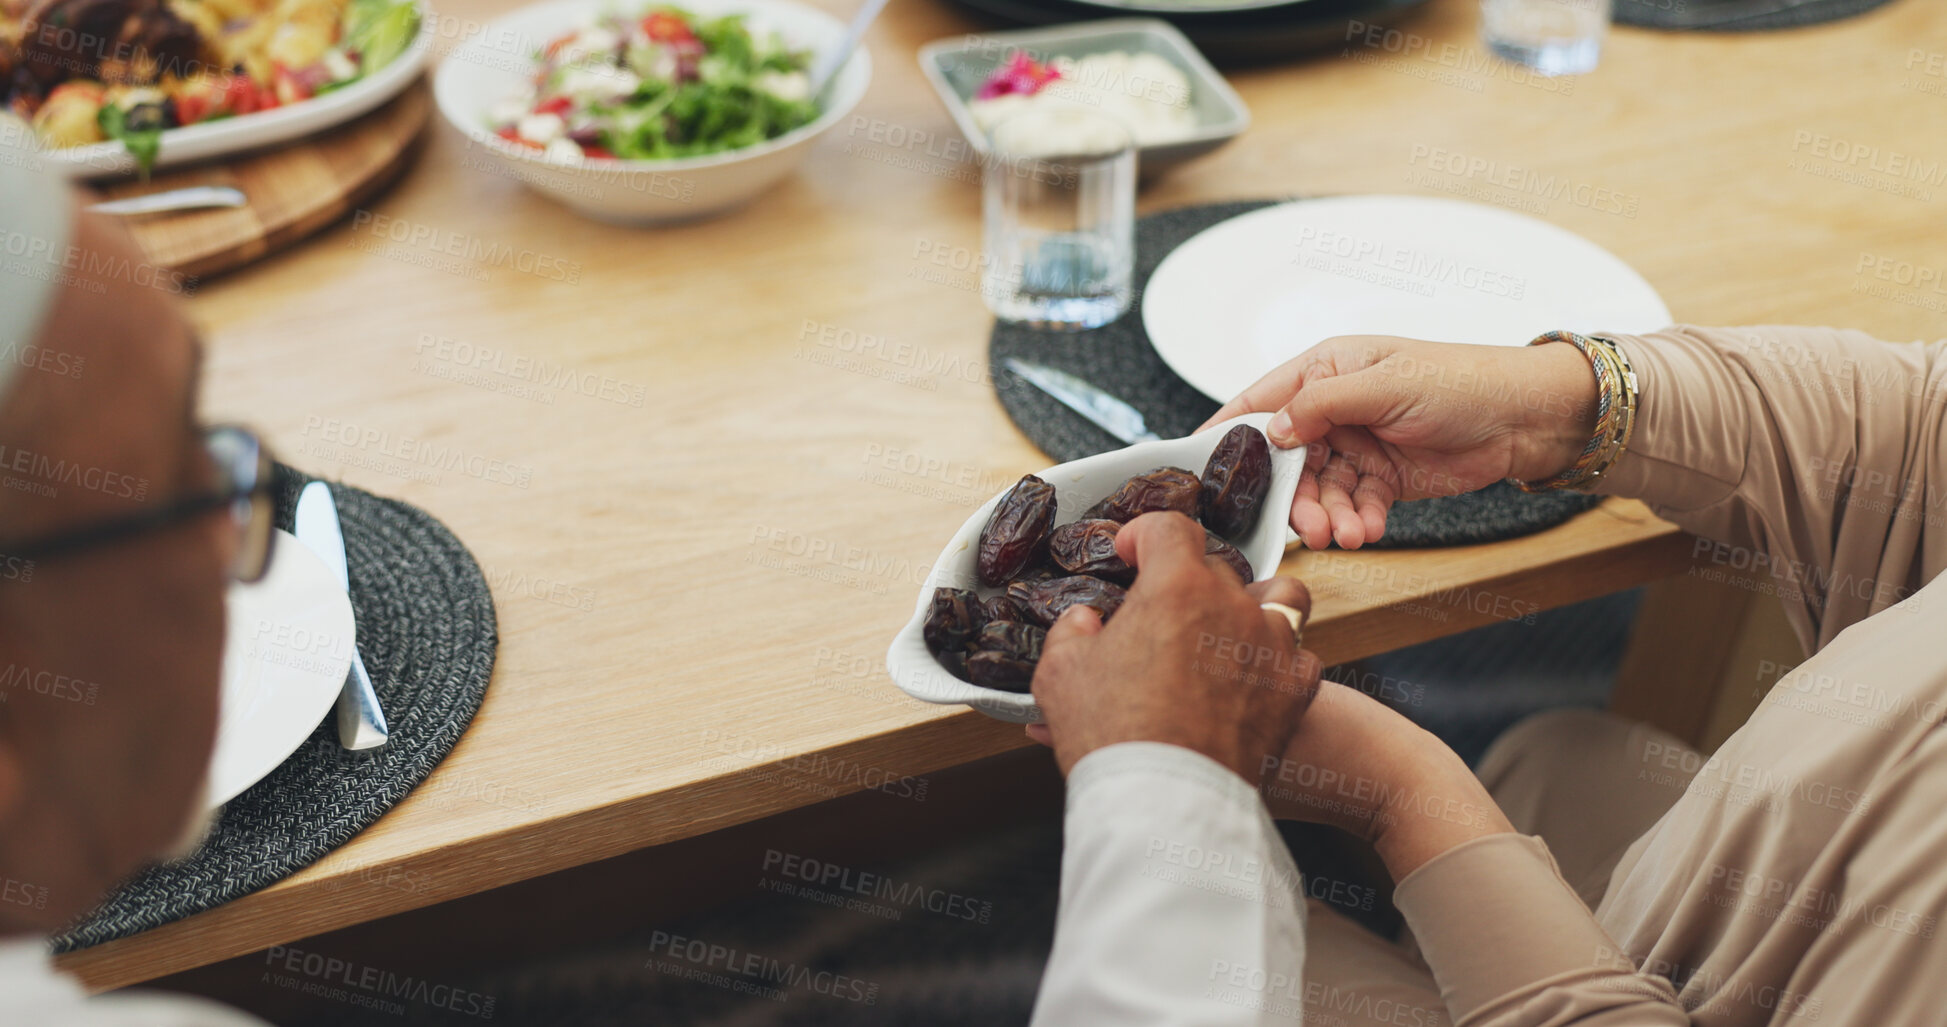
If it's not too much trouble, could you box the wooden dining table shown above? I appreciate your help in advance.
[59,0,1947,992]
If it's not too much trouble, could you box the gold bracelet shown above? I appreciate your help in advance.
[1514,331,1612,492]
[1512,331,1638,492]
[1580,336,1637,488]
[1594,334,1639,461]
[1573,334,1637,487]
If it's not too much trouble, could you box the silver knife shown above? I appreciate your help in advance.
[293,482,391,750]
[1004,358,1161,445]
[88,185,247,216]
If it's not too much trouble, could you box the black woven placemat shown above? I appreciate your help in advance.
[991,199,1598,549]
[51,465,498,952]
[1615,0,1900,30]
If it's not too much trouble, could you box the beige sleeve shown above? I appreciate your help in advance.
[1781,728,1947,1025]
[1388,327,1947,1025]
[1393,834,1690,1026]
[1591,325,1947,650]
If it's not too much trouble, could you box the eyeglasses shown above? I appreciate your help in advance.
[3,426,277,583]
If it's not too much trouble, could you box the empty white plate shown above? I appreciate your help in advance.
[208,530,354,807]
[1142,195,1672,402]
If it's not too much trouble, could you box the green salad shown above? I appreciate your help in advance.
[491,7,819,161]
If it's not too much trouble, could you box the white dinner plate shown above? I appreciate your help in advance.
[1142,195,1673,402]
[207,530,355,808]
[40,3,434,179]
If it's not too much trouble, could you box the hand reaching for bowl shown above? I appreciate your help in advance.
[1027,511,1321,786]
[1197,335,1601,549]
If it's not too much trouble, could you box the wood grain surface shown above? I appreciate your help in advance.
[58,0,1947,991]
[90,86,431,280]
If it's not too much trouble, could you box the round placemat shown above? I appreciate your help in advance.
[51,465,498,952]
[1614,0,1900,30]
[991,199,1598,549]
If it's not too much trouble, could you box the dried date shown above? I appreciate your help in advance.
[940,447,1272,691]
[921,587,985,681]
[1007,575,1129,628]
[965,621,1045,692]
[1083,467,1202,524]
[1204,531,1254,584]
[1200,426,1273,539]
[981,594,1026,624]
[922,587,984,652]
[1047,519,1134,584]
[935,649,971,682]
[978,475,1059,586]
[1010,563,1065,586]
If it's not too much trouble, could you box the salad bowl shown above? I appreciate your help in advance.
[433,0,871,223]
[885,413,1306,723]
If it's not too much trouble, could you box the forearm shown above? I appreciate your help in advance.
[1368,739,1690,1026]
[1368,728,1516,881]
[1257,684,1518,877]
[1587,325,1946,643]
[1395,834,1691,1026]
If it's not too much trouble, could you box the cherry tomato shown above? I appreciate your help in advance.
[175,94,208,124]
[533,95,572,116]
[223,75,258,115]
[640,11,696,44]
[221,75,279,115]
[496,125,542,150]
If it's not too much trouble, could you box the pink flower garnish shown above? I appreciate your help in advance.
[975,52,1061,101]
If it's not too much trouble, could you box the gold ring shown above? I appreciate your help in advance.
[1260,602,1305,647]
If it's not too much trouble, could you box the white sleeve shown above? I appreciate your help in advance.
[1030,741,1309,1026]
[0,938,273,1027]
[0,116,74,407]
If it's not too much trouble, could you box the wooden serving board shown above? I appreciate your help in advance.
[91,83,431,282]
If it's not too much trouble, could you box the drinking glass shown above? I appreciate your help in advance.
[980,106,1136,331]
[1481,0,1612,76]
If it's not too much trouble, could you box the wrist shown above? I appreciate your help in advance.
[1508,341,1601,483]
[1367,733,1515,881]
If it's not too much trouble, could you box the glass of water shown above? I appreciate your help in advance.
[981,106,1136,331]
[1481,0,1612,76]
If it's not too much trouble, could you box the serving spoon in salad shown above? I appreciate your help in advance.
[808,0,892,103]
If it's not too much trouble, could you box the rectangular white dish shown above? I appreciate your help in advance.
[917,18,1250,176]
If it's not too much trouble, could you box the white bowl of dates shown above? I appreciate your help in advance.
[885,414,1304,723]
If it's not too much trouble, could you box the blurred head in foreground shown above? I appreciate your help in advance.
[0,153,231,935]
